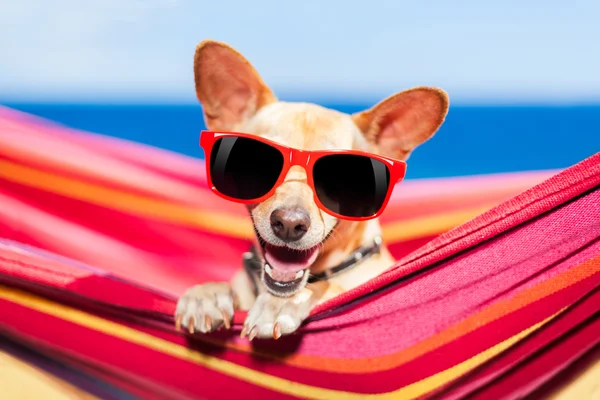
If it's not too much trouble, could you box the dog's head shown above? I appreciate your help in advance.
[194,40,449,296]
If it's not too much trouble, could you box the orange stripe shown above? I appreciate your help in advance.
[0,159,485,243]
[205,255,600,373]
[381,204,495,242]
[0,160,255,239]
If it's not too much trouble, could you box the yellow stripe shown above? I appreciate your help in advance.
[0,160,492,244]
[381,204,495,242]
[0,285,559,399]
[0,160,254,239]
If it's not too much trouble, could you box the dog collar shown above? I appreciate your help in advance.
[242,236,383,295]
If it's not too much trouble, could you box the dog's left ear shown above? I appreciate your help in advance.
[352,87,449,160]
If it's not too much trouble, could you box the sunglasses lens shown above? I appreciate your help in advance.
[209,136,284,200]
[313,154,391,218]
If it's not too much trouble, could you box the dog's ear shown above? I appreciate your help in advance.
[352,87,449,160]
[194,40,277,131]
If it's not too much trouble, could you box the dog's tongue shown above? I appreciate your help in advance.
[264,244,318,279]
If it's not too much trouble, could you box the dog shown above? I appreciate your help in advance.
[175,40,449,340]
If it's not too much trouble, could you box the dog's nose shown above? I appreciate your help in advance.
[270,207,311,242]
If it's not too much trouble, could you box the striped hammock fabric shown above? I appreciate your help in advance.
[0,106,598,399]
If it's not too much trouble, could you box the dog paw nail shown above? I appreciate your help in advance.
[187,318,195,334]
[248,326,258,341]
[221,309,230,329]
[273,322,281,340]
[240,324,248,338]
[174,315,182,331]
[204,315,212,331]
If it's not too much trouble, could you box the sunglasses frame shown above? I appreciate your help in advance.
[200,130,407,221]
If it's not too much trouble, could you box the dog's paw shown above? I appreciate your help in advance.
[174,283,237,334]
[242,291,312,340]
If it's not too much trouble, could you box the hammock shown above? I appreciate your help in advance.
[0,106,598,399]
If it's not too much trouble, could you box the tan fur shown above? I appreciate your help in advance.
[175,40,449,339]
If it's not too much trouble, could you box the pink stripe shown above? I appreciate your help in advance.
[0,119,214,205]
[0,189,246,294]
[0,106,206,184]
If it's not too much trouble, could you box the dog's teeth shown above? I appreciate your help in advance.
[295,270,304,280]
[265,264,273,277]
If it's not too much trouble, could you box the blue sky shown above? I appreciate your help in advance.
[1,0,599,104]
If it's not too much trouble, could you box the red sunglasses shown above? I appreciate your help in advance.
[200,130,407,221]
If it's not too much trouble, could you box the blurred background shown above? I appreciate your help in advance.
[1,0,599,179]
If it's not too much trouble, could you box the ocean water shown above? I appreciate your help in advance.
[5,103,599,179]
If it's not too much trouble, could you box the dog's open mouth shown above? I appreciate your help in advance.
[261,243,319,296]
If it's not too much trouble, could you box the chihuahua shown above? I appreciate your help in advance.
[175,40,449,340]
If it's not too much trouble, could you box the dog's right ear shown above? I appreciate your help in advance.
[194,40,277,131]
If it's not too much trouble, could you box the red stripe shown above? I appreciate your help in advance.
[385,235,438,260]
[525,344,600,399]
[429,286,600,399]
[1,177,248,265]
[469,313,600,399]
